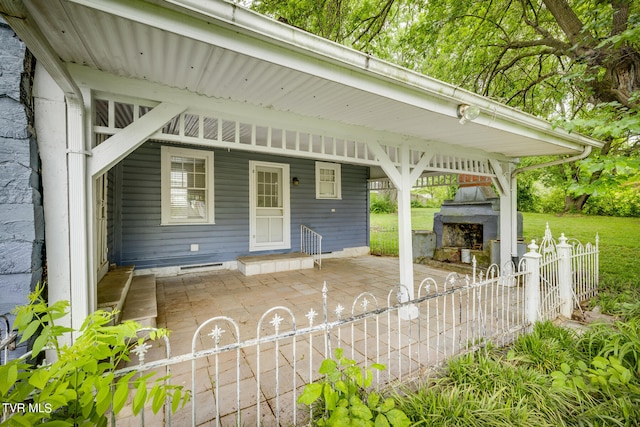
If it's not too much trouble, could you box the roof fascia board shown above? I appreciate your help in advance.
[64,0,602,153]
[70,64,509,163]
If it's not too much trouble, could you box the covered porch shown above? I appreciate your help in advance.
[118,256,506,426]
[0,0,602,339]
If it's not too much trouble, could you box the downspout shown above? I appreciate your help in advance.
[511,145,592,177]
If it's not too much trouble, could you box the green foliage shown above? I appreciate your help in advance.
[0,284,189,426]
[298,348,411,427]
[507,321,583,374]
[397,319,640,426]
[583,182,640,217]
[370,192,396,214]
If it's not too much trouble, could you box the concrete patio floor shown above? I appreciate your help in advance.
[157,256,454,341]
[117,256,461,426]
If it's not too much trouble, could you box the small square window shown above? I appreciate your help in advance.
[315,161,341,199]
[161,146,214,225]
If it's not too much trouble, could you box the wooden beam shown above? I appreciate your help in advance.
[89,102,186,177]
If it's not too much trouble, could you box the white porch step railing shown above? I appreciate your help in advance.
[300,224,322,269]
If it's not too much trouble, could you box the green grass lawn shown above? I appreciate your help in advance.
[370,208,640,285]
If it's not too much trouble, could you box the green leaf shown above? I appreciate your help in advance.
[367,391,380,409]
[592,356,609,370]
[371,363,386,371]
[40,421,74,427]
[32,333,49,358]
[334,380,348,394]
[171,389,182,413]
[132,379,148,415]
[379,398,395,413]
[319,359,338,375]
[20,319,41,343]
[95,382,112,416]
[28,368,51,389]
[375,413,391,427]
[385,409,411,427]
[0,363,18,395]
[298,382,323,405]
[113,375,132,414]
[561,363,571,374]
[349,400,373,420]
[324,383,339,411]
[152,386,167,414]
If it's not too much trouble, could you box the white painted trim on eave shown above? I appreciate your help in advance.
[64,0,602,154]
[70,65,511,163]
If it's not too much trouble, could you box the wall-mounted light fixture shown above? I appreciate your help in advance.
[292,177,300,186]
[456,104,480,124]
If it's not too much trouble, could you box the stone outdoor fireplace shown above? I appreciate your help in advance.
[433,175,522,264]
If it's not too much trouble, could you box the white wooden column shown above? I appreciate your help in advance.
[368,142,432,311]
[397,145,414,299]
[489,159,517,268]
[67,96,91,336]
[33,66,72,338]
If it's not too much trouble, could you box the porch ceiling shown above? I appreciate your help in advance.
[12,0,602,158]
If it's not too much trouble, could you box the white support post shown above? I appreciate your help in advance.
[490,159,516,268]
[557,234,573,319]
[67,97,91,337]
[397,145,414,301]
[33,66,72,342]
[368,142,425,319]
[510,172,519,263]
[524,240,542,326]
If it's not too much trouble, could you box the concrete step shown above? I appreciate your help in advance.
[97,265,134,324]
[121,274,157,328]
[237,252,314,276]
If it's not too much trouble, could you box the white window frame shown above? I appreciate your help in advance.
[161,146,215,225]
[315,161,342,199]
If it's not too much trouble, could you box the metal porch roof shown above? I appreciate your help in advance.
[5,0,602,158]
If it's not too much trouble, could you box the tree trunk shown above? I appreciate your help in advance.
[564,193,590,213]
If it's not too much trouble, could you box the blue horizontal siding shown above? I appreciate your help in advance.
[114,141,369,268]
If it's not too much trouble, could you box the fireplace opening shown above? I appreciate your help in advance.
[442,223,483,249]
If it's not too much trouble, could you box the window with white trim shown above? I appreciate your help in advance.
[161,146,214,225]
[315,161,341,199]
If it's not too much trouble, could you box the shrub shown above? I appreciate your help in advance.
[370,192,396,213]
[0,285,189,426]
[298,348,410,427]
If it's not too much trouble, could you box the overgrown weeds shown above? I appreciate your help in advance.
[396,316,640,426]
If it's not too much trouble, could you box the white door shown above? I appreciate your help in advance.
[96,174,109,281]
[250,161,290,251]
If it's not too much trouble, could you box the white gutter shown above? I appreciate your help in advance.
[512,145,593,177]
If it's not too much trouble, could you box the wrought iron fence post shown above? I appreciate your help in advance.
[523,240,542,326]
[556,234,573,318]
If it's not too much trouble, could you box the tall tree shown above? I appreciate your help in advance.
[252,0,640,211]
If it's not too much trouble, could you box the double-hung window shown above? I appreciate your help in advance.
[315,161,341,199]
[161,146,214,225]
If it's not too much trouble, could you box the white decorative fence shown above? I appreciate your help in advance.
[1,226,599,426]
[110,266,528,426]
[534,224,599,321]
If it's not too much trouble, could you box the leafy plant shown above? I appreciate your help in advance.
[298,348,411,427]
[0,284,189,426]
[370,193,396,214]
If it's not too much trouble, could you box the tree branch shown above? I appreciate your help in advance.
[542,0,595,47]
[611,0,629,37]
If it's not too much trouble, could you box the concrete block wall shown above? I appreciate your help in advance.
[0,19,44,334]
